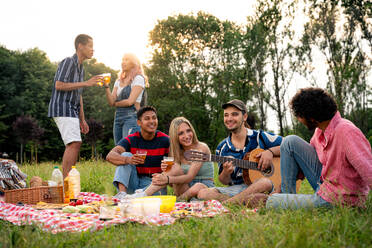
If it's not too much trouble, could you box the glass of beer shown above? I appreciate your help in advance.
[163,157,174,172]
[136,150,147,161]
[102,73,111,86]
[97,73,111,86]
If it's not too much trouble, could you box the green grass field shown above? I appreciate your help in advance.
[1,161,371,248]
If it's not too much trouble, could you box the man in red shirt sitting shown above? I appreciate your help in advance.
[106,106,170,200]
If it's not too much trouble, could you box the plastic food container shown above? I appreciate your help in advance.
[99,205,121,220]
[145,195,176,213]
[127,197,162,216]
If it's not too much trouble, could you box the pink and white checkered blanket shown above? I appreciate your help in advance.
[0,192,228,234]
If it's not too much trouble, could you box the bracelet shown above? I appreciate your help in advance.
[104,85,109,88]
[267,148,274,156]
[167,175,170,184]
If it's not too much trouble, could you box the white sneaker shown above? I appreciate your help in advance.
[113,191,127,201]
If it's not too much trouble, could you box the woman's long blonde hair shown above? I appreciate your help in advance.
[119,53,149,87]
[169,117,199,164]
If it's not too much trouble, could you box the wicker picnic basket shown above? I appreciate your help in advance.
[4,185,63,205]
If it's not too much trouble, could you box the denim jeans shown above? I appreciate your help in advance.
[214,184,248,197]
[112,152,167,195]
[280,135,323,193]
[189,179,215,188]
[113,111,139,145]
[266,188,333,209]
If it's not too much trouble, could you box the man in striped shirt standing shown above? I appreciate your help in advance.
[48,34,102,178]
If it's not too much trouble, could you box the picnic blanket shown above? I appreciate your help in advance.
[0,192,229,234]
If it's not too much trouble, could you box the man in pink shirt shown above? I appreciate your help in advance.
[245,87,372,209]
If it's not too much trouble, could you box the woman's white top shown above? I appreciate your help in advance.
[114,75,145,103]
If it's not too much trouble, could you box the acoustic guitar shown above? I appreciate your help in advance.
[184,148,302,193]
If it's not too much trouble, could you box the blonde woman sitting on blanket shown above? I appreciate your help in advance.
[126,117,214,200]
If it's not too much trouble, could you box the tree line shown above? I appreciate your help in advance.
[0,0,371,163]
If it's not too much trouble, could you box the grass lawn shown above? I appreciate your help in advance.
[1,160,371,248]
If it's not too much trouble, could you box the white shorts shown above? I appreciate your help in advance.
[53,117,81,145]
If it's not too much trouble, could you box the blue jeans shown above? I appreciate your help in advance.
[189,179,214,188]
[113,152,167,195]
[113,111,139,145]
[269,135,333,209]
[280,135,323,193]
[266,188,333,209]
[214,184,248,197]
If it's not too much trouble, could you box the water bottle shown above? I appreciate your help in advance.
[51,166,63,186]
[68,166,81,199]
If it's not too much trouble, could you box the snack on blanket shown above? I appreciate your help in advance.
[170,209,195,218]
[76,205,95,214]
[62,205,79,213]
[34,202,68,210]
[99,206,120,220]
[30,176,43,188]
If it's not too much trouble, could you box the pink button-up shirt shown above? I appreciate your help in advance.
[311,112,372,207]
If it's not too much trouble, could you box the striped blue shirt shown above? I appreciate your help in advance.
[216,128,282,185]
[48,54,84,118]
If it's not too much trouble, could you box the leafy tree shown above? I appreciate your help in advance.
[0,47,57,161]
[147,12,248,148]
[84,118,104,160]
[341,0,372,47]
[12,115,42,164]
[254,0,297,136]
[81,59,118,158]
[297,0,371,118]
[243,3,272,130]
[30,124,44,164]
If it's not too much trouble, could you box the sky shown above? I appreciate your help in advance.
[0,0,257,70]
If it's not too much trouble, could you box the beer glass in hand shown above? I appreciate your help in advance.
[163,157,174,172]
[136,150,147,164]
[97,73,111,87]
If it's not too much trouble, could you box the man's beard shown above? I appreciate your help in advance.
[227,121,244,133]
[305,119,318,131]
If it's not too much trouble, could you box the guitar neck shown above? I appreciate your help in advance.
[210,154,258,170]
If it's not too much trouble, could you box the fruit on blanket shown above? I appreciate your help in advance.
[76,205,94,213]
[62,206,79,213]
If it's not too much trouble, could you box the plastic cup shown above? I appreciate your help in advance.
[127,198,161,216]
[163,157,174,172]
[97,73,111,86]
[136,150,147,160]
[102,73,111,85]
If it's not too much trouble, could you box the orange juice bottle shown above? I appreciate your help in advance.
[63,176,71,203]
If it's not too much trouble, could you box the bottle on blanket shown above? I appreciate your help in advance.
[64,166,81,203]
[51,166,63,186]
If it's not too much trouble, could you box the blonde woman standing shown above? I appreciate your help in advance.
[105,53,147,144]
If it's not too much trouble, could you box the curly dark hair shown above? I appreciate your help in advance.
[137,106,157,120]
[289,88,337,122]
